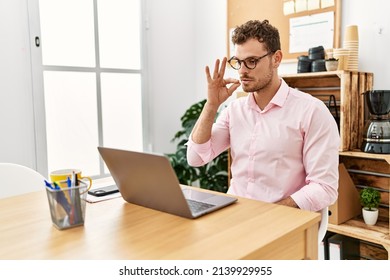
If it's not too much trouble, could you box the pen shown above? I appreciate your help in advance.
[72,171,77,187]
[44,180,54,190]
[71,171,82,224]
[47,182,72,216]
[67,175,75,224]
[54,181,72,204]
[53,181,61,190]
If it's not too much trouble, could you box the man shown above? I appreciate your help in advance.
[186,20,339,212]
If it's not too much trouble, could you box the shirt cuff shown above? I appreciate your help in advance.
[187,136,212,152]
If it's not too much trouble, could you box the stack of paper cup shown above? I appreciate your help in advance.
[343,25,359,71]
[333,48,349,70]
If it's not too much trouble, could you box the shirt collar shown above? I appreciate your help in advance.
[271,78,289,107]
[245,78,289,111]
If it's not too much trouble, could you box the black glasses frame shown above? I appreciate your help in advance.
[228,52,273,70]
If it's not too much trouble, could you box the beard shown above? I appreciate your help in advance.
[241,62,274,93]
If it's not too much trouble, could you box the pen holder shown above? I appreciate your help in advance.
[46,181,88,230]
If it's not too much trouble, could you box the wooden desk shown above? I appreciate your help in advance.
[0,180,320,260]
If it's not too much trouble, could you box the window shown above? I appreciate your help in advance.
[38,0,145,176]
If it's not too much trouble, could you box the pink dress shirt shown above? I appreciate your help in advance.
[187,79,339,211]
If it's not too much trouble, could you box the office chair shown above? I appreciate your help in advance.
[318,207,329,244]
[0,163,47,199]
[317,206,329,259]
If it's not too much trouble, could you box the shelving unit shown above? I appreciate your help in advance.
[281,71,390,259]
[330,151,390,259]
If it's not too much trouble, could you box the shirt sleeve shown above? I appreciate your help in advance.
[186,107,230,167]
[291,100,340,212]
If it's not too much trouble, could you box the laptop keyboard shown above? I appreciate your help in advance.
[187,199,215,213]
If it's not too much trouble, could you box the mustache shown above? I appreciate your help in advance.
[240,74,252,80]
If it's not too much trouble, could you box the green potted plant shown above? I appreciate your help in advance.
[359,187,381,225]
[166,99,229,193]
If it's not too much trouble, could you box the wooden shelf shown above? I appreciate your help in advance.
[328,217,390,258]
[333,150,390,259]
[339,150,390,164]
[281,70,365,78]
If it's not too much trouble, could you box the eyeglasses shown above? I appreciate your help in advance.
[228,52,273,70]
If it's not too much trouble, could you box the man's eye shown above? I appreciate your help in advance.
[246,59,256,64]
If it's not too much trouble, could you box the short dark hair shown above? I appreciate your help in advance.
[231,20,281,53]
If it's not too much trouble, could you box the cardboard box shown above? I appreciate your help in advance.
[328,163,361,225]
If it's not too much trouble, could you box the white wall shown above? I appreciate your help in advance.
[0,0,37,169]
[194,0,227,101]
[341,0,390,89]
[1,0,390,174]
[146,0,227,154]
[145,0,196,153]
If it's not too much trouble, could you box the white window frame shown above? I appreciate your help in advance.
[27,0,150,178]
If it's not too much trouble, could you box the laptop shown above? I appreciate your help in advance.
[97,147,237,218]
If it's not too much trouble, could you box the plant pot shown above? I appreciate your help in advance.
[325,59,339,71]
[362,207,379,225]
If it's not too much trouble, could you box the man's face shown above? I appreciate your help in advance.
[234,38,275,93]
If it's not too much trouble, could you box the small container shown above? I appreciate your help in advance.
[311,59,326,72]
[297,55,312,73]
[325,59,339,71]
[46,181,88,230]
[308,46,325,60]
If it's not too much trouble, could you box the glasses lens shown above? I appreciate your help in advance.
[244,58,257,69]
[229,58,240,70]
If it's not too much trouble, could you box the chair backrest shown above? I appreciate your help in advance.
[318,206,329,244]
[317,206,329,259]
[0,163,47,199]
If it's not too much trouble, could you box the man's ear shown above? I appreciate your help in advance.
[273,50,283,67]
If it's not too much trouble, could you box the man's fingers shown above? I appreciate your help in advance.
[219,57,227,78]
[205,66,211,82]
[212,59,220,80]
[224,78,240,84]
[227,82,241,95]
[206,58,231,84]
